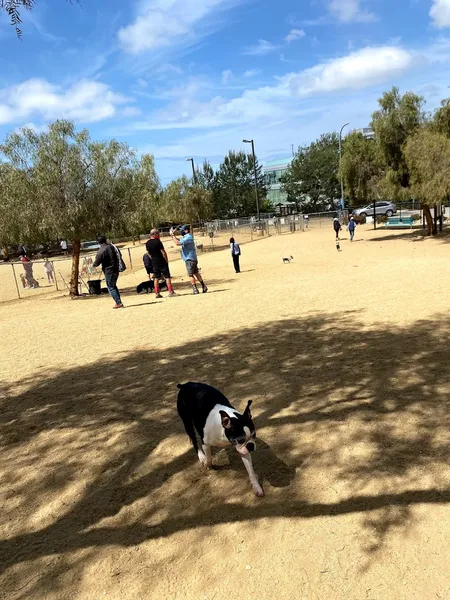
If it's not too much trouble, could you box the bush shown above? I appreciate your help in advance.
[411,213,421,222]
[376,215,388,224]
[352,214,366,224]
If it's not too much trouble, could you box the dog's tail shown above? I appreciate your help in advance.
[177,383,199,454]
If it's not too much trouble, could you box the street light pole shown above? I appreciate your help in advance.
[243,139,260,221]
[339,123,349,210]
[186,157,197,184]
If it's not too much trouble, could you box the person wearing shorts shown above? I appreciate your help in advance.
[145,229,176,298]
[170,225,208,295]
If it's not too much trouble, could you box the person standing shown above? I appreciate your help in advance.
[43,258,55,284]
[60,239,68,256]
[348,216,356,242]
[145,229,176,298]
[230,237,241,273]
[304,214,309,229]
[333,217,342,240]
[93,236,124,309]
[170,225,208,295]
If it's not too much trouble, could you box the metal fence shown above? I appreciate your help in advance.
[0,214,312,303]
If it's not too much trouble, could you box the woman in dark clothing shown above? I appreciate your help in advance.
[230,237,241,273]
[333,217,342,240]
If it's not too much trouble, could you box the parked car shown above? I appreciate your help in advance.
[353,201,397,218]
[81,240,100,252]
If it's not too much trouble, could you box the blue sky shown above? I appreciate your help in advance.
[1,0,450,182]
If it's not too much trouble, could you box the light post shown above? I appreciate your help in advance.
[243,139,260,221]
[339,123,349,210]
[186,157,197,184]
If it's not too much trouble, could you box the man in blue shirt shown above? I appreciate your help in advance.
[170,225,208,294]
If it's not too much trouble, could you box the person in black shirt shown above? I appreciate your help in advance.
[93,236,124,309]
[145,229,176,298]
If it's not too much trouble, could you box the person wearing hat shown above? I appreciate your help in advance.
[170,225,208,295]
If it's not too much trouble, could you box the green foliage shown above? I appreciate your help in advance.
[404,128,450,206]
[341,133,381,205]
[431,98,450,137]
[213,150,267,218]
[281,133,340,212]
[371,87,425,193]
[162,175,212,225]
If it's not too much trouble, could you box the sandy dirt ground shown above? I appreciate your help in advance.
[1,224,450,600]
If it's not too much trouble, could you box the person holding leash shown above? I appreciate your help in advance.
[348,216,356,242]
[170,225,208,294]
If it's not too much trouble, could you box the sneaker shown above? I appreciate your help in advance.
[168,291,177,297]
[202,286,208,293]
[155,293,163,299]
[192,288,199,295]
[113,303,124,309]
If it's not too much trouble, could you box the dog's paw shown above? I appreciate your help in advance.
[253,484,264,497]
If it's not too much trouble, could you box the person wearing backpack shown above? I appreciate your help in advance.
[93,236,125,309]
[230,237,241,273]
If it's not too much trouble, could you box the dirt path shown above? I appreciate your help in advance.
[1,225,450,599]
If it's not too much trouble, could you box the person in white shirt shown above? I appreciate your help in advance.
[43,258,55,284]
[60,239,68,255]
[230,237,241,273]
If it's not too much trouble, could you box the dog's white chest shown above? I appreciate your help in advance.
[203,405,235,447]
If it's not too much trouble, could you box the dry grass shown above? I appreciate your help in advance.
[1,225,450,600]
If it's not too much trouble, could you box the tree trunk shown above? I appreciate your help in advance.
[422,204,433,236]
[69,239,81,296]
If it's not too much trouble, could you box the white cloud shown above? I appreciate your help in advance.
[328,0,375,23]
[431,0,450,28]
[244,69,262,78]
[285,29,305,43]
[242,39,279,56]
[118,0,243,54]
[0,78,129,126]
[284,45,412,95]
[126,46,413,134]
[221,69,233,84]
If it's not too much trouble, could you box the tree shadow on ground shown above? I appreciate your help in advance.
[1,311,450,596]
[366,226,450,243]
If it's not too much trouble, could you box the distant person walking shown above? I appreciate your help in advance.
[17,243,26,257]
[230,237,241,273]
[145,229,176,298]
[170,225,208,295]
[43,258,55,284]
[333,217,342,240]
[93,236,124,309]
[304,214,309,229]
[60,239,68,255]
[348,216,356,242]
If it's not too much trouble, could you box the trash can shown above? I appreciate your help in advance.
[88,279,102,295]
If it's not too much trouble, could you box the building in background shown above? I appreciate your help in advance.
[263,157,292,207]
[350,127,375,140]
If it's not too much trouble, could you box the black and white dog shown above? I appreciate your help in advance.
[177,382,264,497]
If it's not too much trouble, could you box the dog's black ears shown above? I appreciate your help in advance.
[220,410,232,429]
[243,400,253,418]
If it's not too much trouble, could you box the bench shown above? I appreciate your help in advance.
[385,216,414,228]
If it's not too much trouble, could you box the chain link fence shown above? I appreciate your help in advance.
[0,214,311,303]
